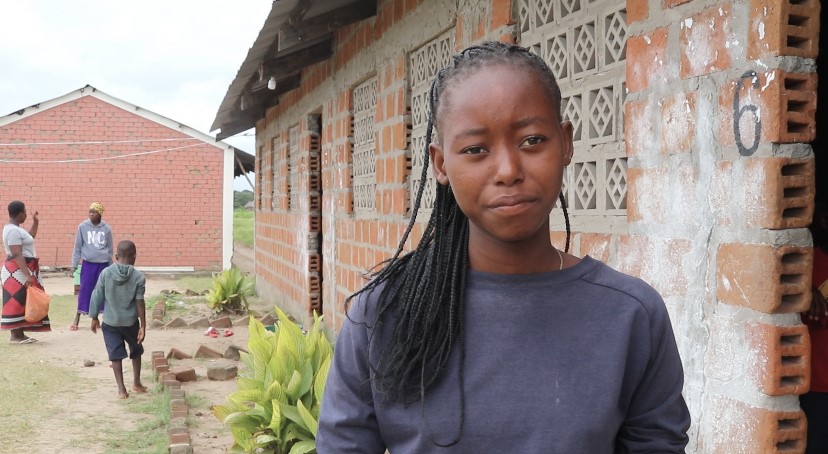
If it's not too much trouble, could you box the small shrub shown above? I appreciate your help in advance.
[205,268,255,315]
[213,307,333,454]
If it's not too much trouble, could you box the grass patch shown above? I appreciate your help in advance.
[163,296,206,319]
[177,274,213,294]
[49,293,80,325]
[102,388,170,453]
[186,392,208,409]
[0,349,84,447]
[234,209,254,247]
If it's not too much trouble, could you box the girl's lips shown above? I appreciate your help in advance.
[489,194,535,208]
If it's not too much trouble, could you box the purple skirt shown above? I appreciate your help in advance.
[77,261,109,314]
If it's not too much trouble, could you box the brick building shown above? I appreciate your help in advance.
[0,85,254,271]
[213,0,823,451]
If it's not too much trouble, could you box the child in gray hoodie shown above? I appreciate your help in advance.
[90,240,147,399]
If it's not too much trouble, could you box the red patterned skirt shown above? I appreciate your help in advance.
[1,256,50,331]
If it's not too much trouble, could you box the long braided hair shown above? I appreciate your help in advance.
[347,40,571,443]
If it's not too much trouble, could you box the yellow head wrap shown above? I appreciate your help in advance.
[89,202,105,214]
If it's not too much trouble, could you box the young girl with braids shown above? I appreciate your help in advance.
[318,41,690,453]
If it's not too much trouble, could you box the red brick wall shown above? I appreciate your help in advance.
[0,95,225,270]
[625,0,819,452]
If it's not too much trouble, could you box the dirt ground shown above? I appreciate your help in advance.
[20,243,259,453]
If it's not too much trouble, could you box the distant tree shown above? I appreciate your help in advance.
[234,190,254,209]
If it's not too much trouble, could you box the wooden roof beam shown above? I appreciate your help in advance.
[262,35,333,76]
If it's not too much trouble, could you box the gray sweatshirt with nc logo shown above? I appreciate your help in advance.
[70,219,113,268]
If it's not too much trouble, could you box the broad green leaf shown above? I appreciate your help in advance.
[285,423,314,441]
[224,412,263,433]
[297,399,318,437]
[313,357,331,405]
[239,351,254,375]
[285,370,303,400]
[268,398,284,434]
[212,405,234,422]
[297,362,314,399]
[256,434,279,445]
[231,389,264,404]
[288,440,317,454]
[267,380,287,404]
[279,403,307,432]
[272,348,297,384]
[235,377,263,392]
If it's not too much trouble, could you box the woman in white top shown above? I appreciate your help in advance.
[1,200,48,343]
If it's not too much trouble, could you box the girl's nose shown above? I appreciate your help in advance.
[493,148,524,185]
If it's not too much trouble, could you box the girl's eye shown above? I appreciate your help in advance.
[522,136,546,147]
[461,146,486,155]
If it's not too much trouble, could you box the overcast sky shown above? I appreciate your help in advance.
[0,1,272,190]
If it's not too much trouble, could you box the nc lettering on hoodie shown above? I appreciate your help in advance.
[71,219,113,268]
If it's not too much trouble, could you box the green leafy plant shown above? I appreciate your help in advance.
[205,267,255,314]
[213,307,333,454]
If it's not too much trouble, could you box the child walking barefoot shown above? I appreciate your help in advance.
[89,240,147,398]
[317,41,690,453]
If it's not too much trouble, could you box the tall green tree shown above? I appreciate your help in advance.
[234,190,254,209]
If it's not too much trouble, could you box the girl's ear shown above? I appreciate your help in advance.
[560,121,574,166]
[429,142,450,186]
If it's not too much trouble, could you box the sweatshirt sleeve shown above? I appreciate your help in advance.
[71,224,83,269]
[317,300,385,454]
[135,272,145,301]
[615,295,691,453]
[105,226,113,264]
[89,270,106,319]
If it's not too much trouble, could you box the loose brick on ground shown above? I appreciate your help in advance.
[167,348,193,360]
[168,444,193,454]
[169,366,198,382]
[169,388,185,400]
[223,345,247,361]
[165,317,188,329]
[207,363,239,381]
[259,313,276,325]
[162,379,181,389]
[194,345,224,359]
[210,315,233,328]
[188,317,210,329]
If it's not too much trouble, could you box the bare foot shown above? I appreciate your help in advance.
[132,384,148,394]
[118,392,129,399]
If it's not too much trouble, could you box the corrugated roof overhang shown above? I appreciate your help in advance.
[212,0,377,140]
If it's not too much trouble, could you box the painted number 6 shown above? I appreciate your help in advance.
[733,70,762,156]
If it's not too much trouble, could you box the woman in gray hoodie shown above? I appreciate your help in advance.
[69,202,113,330]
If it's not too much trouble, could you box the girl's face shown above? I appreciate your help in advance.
[89,210,101,224]
[429,65,573,248]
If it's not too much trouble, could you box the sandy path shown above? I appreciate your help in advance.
[24,273,251,453]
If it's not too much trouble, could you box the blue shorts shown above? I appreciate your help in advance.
[101,321,144,361]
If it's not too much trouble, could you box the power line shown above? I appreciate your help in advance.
[0,143,204,164]
[0,137,201,146]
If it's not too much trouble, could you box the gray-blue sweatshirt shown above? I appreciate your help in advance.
[70,219,113,268]
[89,263,145,327]
[317,256,690,453]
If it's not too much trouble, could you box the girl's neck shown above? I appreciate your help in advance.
[467,230,561,274]
[9,219,20,226]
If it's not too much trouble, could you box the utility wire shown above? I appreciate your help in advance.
[0,137,200,146]
[0,143,203,164]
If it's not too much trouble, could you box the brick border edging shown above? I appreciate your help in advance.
[151,350,193,454]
